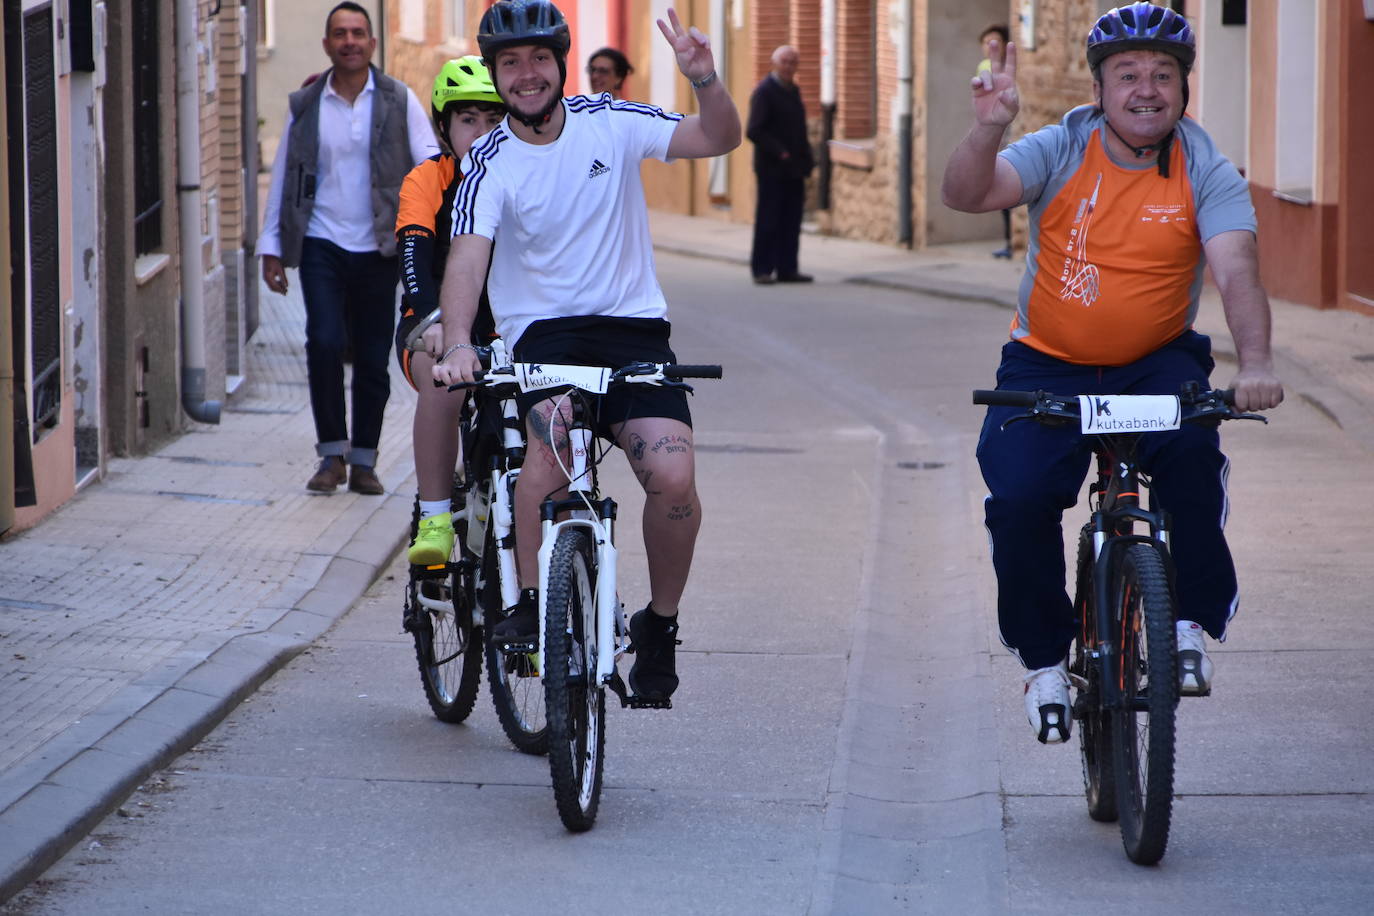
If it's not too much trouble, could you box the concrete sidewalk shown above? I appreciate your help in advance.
[2,210,1371,902]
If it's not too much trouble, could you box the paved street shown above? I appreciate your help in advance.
[3,219,1373,913]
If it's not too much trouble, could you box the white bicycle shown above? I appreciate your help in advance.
[453,358,721,831]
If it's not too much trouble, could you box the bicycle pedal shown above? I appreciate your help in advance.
[498,639,538,654]
[607,671,672,709]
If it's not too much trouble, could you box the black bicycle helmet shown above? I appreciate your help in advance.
[1086,3,1195,75]
[477,0,571,130]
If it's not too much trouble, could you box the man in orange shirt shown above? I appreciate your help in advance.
[942,3,1283,744]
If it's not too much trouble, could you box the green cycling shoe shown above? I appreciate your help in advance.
[408,512,455,566]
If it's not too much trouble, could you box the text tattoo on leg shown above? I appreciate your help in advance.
[667,502,695,521]
[651,434,691,455]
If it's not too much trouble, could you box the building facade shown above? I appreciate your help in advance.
[3,0,258,535]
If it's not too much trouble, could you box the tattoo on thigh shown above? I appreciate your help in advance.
[630,432,647,461]
[650,434,692,455]
[667,502,695,521]
[529,404,569,453]
[635,468,662,496]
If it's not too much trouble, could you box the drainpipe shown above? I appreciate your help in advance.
[895,0,914,248]
[0,14,13,533]
[818,0,836,210]
[175,0,221,423]
[242,0,259,338]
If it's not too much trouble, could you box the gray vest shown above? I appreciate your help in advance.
[277,66,416,266]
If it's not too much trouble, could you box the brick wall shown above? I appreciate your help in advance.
[835,0,875,139]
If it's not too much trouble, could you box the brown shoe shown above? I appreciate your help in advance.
[348,464,384,495]
[307,456,347,492]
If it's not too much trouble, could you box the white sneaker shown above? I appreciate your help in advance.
[1023,660,1072,744]
[1177,620,1213,696]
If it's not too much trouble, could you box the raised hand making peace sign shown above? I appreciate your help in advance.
[970,40,1020,128]
[656,7,715,84]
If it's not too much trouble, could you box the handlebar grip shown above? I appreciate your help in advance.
[665,364,723,380]
[973,389,1038,407]
[445,369,487,392]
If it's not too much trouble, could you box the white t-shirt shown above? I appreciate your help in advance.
[453,94,683,345]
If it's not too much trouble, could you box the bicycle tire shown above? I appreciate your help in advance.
[481,519,549,755]
[1110,542,1178,865]
[408,502,483,723]
[1073,529,1117,823]
[543,528,605,832]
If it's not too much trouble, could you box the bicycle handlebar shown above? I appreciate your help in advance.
[972,386,1264,424]
[448,362,723,392]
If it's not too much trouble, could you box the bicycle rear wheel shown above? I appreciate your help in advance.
[1073,530,1117,823]
[482,522,549,755]
[1110,542,1178,865]
[543,528,605,832]
[407,513,483,723]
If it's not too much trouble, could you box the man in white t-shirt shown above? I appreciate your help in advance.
[432,0,740,701]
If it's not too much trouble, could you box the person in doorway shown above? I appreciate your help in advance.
[259,2,438,494]
[586,46,633,98]
[976,23,1014,259]
[942,3,1283,743]
[746,45,814,285]
[433,0,741,702]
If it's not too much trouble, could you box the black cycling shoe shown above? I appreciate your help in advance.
[492,588,539,647]
[628,605,680,700]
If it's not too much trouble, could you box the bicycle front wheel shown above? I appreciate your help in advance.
[543,528,605,832]
[1110,543,1178,865]
[1073,529,1116,823]
[482,523,549,755]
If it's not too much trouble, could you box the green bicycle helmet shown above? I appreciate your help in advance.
[431,56,505,149]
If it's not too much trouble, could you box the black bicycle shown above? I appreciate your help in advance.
[402,339,548,752]
[973,383,1265,865]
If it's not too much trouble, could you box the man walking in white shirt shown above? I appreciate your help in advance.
[259,2,438,494]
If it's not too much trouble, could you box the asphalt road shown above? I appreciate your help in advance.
[6,252,1372,915]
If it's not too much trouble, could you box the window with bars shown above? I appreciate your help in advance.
[133,0,162,255]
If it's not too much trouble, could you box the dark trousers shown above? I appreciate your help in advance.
[751,174,805,278]
[975,332,1237,670]
[297,237,398,464]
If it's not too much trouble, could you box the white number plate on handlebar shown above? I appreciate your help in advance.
[515,363,610,395]
[1076,395,1181,434]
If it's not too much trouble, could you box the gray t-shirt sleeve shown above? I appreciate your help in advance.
[1181,121,1257,242]
[999,121,1073,207]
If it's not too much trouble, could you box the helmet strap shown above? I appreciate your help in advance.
[1103,118,1175,178]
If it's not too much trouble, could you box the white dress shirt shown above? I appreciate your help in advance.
[259,70,437,258]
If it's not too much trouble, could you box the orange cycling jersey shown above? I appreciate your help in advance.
[1001,106,1255,366]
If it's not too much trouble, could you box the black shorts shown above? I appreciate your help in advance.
[511,316,692,440]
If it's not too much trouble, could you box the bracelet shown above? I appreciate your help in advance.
[439,343,475,362]
[689,70,718,90]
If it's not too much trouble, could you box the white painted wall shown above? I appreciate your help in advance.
[1194,0,1250,173]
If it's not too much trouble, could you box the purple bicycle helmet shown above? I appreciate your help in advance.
[1086,3,1195,74]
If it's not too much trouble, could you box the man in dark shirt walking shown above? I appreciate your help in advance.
[747,45,814,284]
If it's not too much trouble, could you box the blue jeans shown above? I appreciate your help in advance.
[297,237,398,466]
[975,332,1237,670]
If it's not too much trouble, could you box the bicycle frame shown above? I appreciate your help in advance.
[534,393,622,687]
[1084,439,1173,712]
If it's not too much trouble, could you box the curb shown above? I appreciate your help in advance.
[0,490,410,904]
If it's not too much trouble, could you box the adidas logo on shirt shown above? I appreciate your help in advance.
[589,159,611,179]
